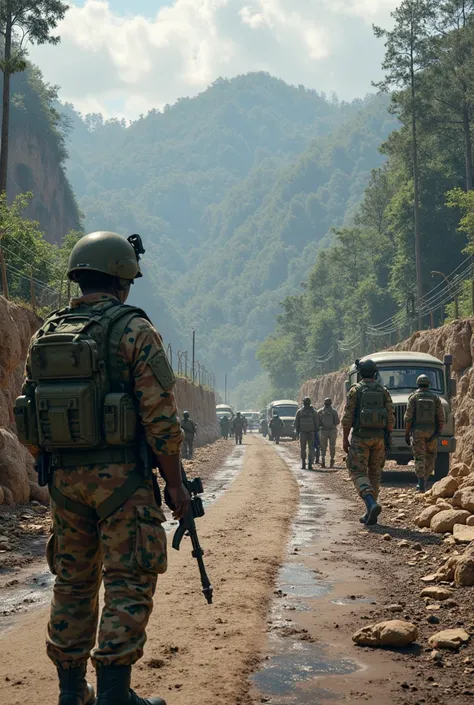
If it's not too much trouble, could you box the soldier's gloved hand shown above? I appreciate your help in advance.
[166,483,191,520]
[405,435,411,446]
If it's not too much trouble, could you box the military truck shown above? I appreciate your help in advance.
[347,352,457,480]
[216,404,234,421]
[267,400,298,441]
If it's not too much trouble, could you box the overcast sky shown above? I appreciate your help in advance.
[28,0,399,120]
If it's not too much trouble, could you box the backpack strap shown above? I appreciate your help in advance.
[101,305,152,391]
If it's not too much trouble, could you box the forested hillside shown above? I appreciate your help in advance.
[63,73,395,397]
[259,0,474,402]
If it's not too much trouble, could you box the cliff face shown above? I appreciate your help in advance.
[0,297,218,505]
[300,318,474,471]
[8,126,80,242]
[5,66,81,243]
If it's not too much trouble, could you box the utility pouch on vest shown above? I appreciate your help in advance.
[414,393,436,429]
[14,395,39,446]
[357,386,388,434]
[104,393,137,445]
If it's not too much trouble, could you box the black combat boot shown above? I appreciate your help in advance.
[57,664,95,705]
[301,460,306,470]
[359,513,368,524]
[330,458,335,468]
[97,665,166,705]
[363,494,382,526]
[321,457,326,469]
[308,463,313,471]
[417,478,426,493]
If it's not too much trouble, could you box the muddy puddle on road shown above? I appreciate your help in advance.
[252,443,367,705]
[0,445,247,635]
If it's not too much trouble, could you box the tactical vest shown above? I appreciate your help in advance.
[354,382,388,438]
[299,407,316,433]
[412,390,437,430]
[320,407,336,431]
[15,299,148,464]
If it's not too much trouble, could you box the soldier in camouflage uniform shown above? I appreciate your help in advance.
[342,359,394,526]
[317,398,340,468]
[232,412,245,444]
[181,410,197,458]
[405,375,445,493]
[220,415,230,439]
[294,397,319,470]
[269,412,284,444]
[19,232,189,705]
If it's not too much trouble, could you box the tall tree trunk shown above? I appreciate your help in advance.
[411,65,423,305]
[0,14,12,196]
[463,102,473,191]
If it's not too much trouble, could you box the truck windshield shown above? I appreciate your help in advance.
[274,405,298,417]
[377,367,444,394]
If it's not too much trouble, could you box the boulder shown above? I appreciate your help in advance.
[29,481,49,505]
[352,620,418,648]
[457,490,474,513]
[450,463,471,479]
[415,506,443,528]
[420,586,454,601]
[453,524,474,543]
[467,516,474,527]
[435,499,452,510]
[428,628,470,650]
[455,550,474,586]
[430,510,471,533]
[431,476,459,500]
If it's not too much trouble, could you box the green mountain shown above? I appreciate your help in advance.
[63,72,396,394]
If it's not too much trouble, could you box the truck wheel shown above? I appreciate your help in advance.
[434,454,450,481]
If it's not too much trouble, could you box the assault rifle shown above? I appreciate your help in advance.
[165,465,213,605]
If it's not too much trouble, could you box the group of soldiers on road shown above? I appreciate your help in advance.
[21,232,448,705]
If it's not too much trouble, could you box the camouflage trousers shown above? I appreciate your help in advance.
[411,430,438,480]
[347,436,386,499]
[320,429,337,461]
[299,432,315,465]
[235,429,243,443]
[183,433,195,458]
[46,463,167,669]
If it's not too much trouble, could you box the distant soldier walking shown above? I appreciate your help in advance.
[405,375,444,493]
[318,398,340,468]
[232,412,245,444]
[269,412,284,444]
[181,411,197,459]
[295,397,319,470]
[342,359,394,526]
[260,417,268,437]
[220,415,230,439]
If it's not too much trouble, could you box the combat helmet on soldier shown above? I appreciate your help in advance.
[416,375,431,388]
[357,358,378,379]
[68,230,143,282]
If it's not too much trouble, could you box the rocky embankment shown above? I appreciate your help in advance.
[0,297,44,506]
[0,296,218,506]
[300,318,474,470]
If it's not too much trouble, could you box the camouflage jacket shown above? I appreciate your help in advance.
[342,380,394,432]
[24,292,183,459]
[404,389,444,430]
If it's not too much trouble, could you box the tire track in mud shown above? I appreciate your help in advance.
[0,437,299,705]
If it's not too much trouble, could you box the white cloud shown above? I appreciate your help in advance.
[28,0,399,119]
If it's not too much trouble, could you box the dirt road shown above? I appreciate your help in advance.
[1,436,471,705]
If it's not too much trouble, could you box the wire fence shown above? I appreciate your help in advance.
[310,255,474,376]
[0,244,217,392]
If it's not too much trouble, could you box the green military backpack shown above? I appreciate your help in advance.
[320,407,335,430]
[413,390,436,430]
[355,382,388,436]
[15,300,149,454]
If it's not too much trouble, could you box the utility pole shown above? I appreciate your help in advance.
[224,373,227,404]
[192,329,196,383]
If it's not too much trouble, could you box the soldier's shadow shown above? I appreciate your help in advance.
[366,524,442,546]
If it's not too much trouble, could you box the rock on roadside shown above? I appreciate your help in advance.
[428,628,470,651]
[430,509,471,533]
[353,620,418,648]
